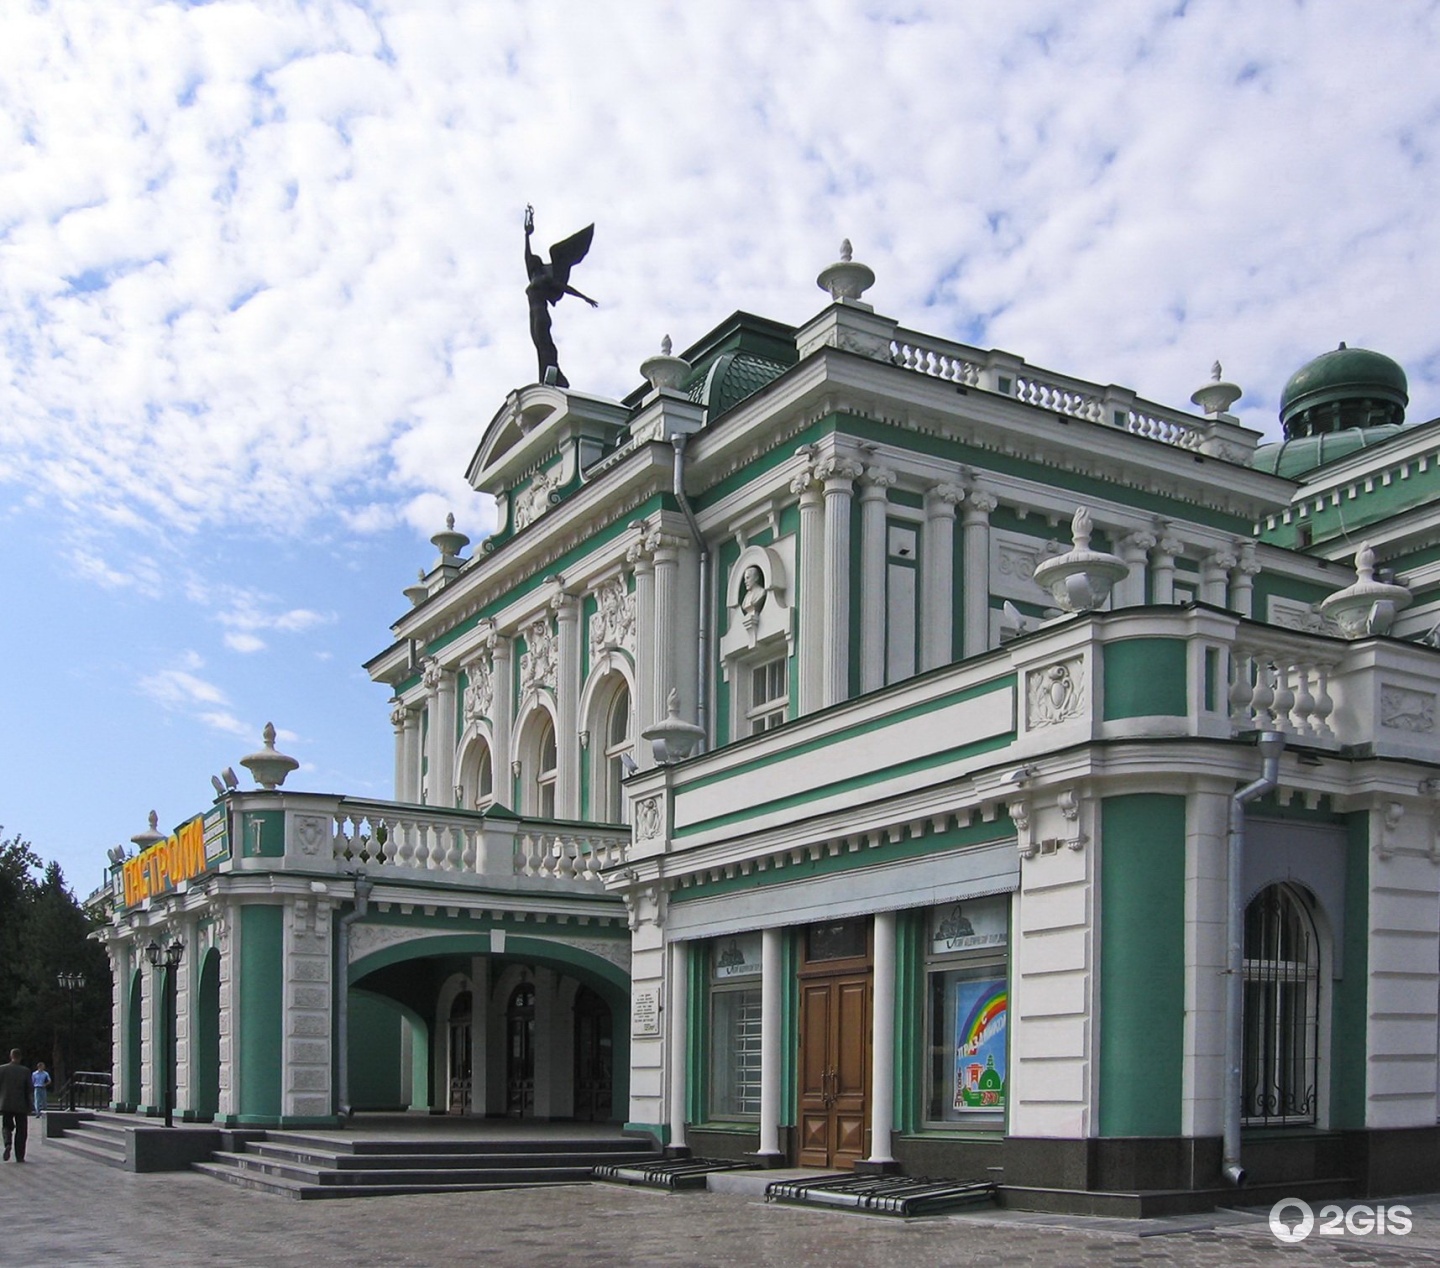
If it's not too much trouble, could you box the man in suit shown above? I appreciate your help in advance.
[0,1049,33,1162]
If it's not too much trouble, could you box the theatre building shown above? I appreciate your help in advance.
[92,244,1440,1209]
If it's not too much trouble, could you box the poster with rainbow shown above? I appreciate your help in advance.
[953,978,1007,1112]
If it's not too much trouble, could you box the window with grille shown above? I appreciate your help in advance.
[1242,883,1319,1125]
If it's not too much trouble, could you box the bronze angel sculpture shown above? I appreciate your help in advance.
[524,205,598,388]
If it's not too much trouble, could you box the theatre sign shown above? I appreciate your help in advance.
[120,808,227,907]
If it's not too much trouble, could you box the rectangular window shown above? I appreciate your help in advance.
[925,896,1009,1128]
[746,657,788,735]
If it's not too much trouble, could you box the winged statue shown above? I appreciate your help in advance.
[524,205,598,388]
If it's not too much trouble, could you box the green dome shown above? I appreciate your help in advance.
[1279,344,1407,439]
[1252,424,1405,479]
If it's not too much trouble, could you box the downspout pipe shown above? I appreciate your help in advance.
[1222,731,1284,1187]
[336,870,372,1121]
[671,435,709,750]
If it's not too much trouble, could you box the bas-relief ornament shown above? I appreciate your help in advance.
[519,618,557,695]
[993,532,1064,605]
[566,935,631,972]
[1381,686,1435,733]
[293,815,330,858]
[348,923,435,964]
[514,464,561,531]
[1027,658,1086,728]
[1267,596,1340,637]
[588,576,636,658]
[634,796,663,841]
[464,657,494,722]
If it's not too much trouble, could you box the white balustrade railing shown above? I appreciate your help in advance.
[889,330,1208,452]
[515,828,630,881]
[325,800,628,884]
[1228,641,1340,742]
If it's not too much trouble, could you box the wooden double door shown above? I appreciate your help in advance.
[797,965,872,1169]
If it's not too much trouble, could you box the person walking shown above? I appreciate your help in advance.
[0,1049,33,1162]
[31,1062,51,1118]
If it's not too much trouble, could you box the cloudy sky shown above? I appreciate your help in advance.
[2,0,1438,894]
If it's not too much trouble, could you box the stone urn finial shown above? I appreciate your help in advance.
[817,239,876,305]
[430,513,469,562]
[1190,360,1243,417]
[641,688,706,764]
[640,335,691,394]
[403,568,430,606]
[1031,506,1130,612]
[130,810,166,850]
[1319,542,1412,637]
[240,722,300,790]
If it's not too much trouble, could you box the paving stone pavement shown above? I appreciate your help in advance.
[4,1130,1440,1267]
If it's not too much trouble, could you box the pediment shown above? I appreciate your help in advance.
[466,384,629,495]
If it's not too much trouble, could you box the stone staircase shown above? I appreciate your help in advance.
[45,1114,130,1168]
[193,1131,664,1199]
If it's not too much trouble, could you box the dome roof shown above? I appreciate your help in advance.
[1252,424,1405,479]
[687,350,789,417]
[1279,344,1407,438]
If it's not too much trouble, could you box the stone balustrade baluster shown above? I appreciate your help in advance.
[1229,650,1256,730]
[1271,663,1296,734]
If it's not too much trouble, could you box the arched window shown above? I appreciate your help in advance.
[459,738,495,811]
[1243,883,1320,1125]
[535,715,557,817]
[602,682,632,824]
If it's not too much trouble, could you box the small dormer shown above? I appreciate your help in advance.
[466,385,630,542]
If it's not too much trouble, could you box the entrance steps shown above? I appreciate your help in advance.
[45,1114,129,1168]
[194,1132,663,1200]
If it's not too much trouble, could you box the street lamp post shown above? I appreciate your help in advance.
[145,938,184,1128]
[57,971,86,1112]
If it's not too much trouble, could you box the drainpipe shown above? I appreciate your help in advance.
[671,435,709,749]
[336,870,372,1121]
[1222,731,1284,1187]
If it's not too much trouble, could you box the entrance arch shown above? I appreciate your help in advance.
[194,949,221,1120]
[126,969,143,1108]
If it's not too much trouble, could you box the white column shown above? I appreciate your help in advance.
[868,909,897,1165]
[820,456,863,707]
[1232,542,1259,618]
[858,466,894,694]
[921,483,963,671]
[390,702,407,800]
[469,957,489,1117]
[430,665,458,808]
[792,465,826,716]
[961,491,997,658]
[553,593,581,818]
[651,532,683,721]
[1152,534,1183,604]
[1201,547,1236,608]
[490,635,514,807]
[758,926,783,1159]
[1115,531,1156,609]
[668,939,688,1151]
[400,707,422,803]
[628,538,657,768]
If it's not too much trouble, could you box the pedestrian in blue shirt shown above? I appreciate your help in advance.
[31,1062,51,1118]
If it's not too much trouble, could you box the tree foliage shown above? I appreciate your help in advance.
[0,829,111,1084]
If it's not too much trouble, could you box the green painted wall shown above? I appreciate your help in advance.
[238,904,284,1121]
[348,990,406,1110]
[893,909,925,1133]
[1329,812,1370,1129]
[1099,793,1186,1137]
[1103,638,1189,719]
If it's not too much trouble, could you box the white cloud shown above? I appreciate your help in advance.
[224,631,266,654]
[0,0,1437,557]
[139,666,230,711]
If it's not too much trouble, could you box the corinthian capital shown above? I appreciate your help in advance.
[927,481,966,510]
[814,455,865,487]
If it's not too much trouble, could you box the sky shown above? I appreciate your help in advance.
[2,0,1439,897]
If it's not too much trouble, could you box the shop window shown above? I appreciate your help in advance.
[924,896,1009,1127]
[707,934,763,1120]
[1242,883,1319,1125]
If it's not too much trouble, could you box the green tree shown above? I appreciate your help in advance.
[0,830,112,1088]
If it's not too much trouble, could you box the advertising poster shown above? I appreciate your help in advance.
[953,978,1007,1112]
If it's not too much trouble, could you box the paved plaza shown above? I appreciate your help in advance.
[3,1130,1439,1267]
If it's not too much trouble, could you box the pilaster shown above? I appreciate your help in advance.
[490,632,514,806]
[792,461,826,715]
[627,531,658,768]
[921,482,963,671]
[553,590,582,819]
[819,455,864,707]
[858,465,896,693]
[961,490,997,658]
[1115,531,1156,610]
